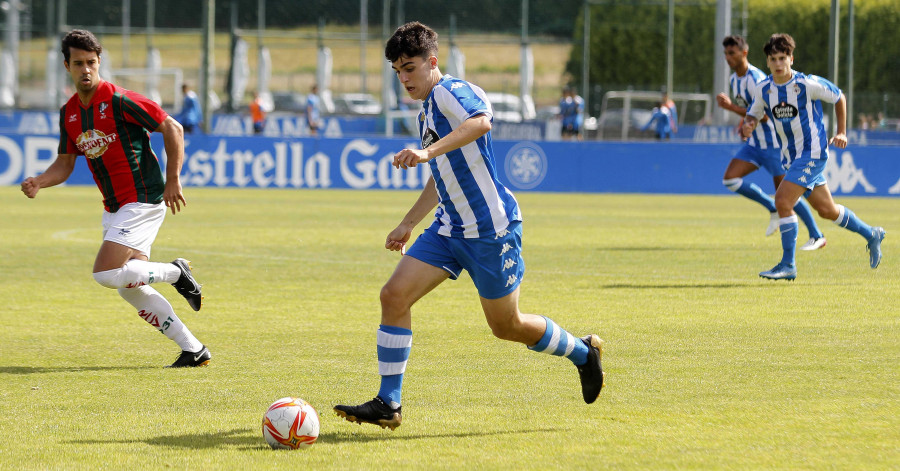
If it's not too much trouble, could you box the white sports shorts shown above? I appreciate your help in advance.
[101,202,167,257]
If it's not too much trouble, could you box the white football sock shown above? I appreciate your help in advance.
[93,260,181,289]
[118,285,203,352]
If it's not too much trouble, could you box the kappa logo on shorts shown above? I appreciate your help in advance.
[502,258,517,270]
[505,274,518,287]
[499,243,513,256]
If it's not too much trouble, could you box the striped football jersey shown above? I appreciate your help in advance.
[416,74,521,239]
[730,64,780,149]
[59,80,168,212]
[746,71,842,165]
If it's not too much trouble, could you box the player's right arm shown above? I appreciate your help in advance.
[740,86,767,140]
[716,93,745,116]
[386,176,439,254]
[20,154,77,198]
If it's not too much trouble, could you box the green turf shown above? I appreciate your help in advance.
[0,186,897,469]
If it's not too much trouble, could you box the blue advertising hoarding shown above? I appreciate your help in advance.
[2,131,898,196]
[1,110,898,195]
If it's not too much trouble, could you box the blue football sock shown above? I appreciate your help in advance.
[833,205,873,240]
[376,324,412,408]
[528,316,589,366]
[793,199,823,239]
[779,216,799,266]
[724,178,777,212]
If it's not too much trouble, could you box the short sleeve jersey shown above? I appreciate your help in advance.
[418,74,521,239]
[747,72,842,165]
[59,80,168,213]
[730,64,779,149]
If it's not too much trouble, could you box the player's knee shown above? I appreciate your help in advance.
[722,178,742,192]
[379,283,410,314]
[92,268,126,289]
[819,204,840,221]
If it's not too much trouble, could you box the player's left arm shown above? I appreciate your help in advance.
[156,116,187,214]
[393,114,491,169]
[831,92,848,149]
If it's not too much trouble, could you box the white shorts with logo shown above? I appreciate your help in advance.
[101,202,167,258]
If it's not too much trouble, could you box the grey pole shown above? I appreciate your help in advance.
[201,0,215,133]
[122,0,130,68]
[847,0,854,129]
[713,0,731,125]
[361,0,367,94]
[147,0,155,49]
[581,1,589,116]
[666,0,674,96]
[827,0,839,133]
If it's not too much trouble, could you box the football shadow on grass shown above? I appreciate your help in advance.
[0,366,158,375]
[69,428,265,450]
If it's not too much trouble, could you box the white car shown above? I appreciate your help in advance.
[485,92,523,122]
[333,93,382,115]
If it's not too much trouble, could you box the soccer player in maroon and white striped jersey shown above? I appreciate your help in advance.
[20,29,210,368]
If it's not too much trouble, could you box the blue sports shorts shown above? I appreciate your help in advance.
[783,154,827,193]
[735,144,785,177]
[405,221,525,300]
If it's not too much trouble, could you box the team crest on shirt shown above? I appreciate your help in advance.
[772,102,798,122]
[76,129,118,159]
[68,114,77,122]
[421,128,440,149]
[733,96,748,108]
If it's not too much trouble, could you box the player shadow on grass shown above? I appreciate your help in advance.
[602,282,776,289]
[320,426,567,443]
[68,427,567,449]
[0,366,158,375]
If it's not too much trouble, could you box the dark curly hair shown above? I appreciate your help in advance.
[722,35,748,51]
[385,21,438,63]
[61,29,102,63]
[763,33,795,57]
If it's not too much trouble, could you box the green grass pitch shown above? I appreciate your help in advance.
[0,186,897,469]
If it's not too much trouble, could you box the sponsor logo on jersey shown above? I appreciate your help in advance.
[450,82,465,90]
[772,102,798,122]
[75,129,118,159]
[504,141,548,190]
[99,102,109,119]
[421,128,440,149]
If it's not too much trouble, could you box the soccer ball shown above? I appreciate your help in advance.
[261,397,320,450]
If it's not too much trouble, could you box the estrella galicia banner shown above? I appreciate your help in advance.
[1,132,898,196]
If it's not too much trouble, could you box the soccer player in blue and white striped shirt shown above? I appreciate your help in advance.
[334,22,605,430]
[742,33,885,280]
[717,35,824,249]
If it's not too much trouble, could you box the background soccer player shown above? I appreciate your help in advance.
[20,29,210,367]
[717,35,825,249]
[334,22,604,430]
[742,33,885,280]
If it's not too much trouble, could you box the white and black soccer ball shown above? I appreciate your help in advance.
[261,397,320,449]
